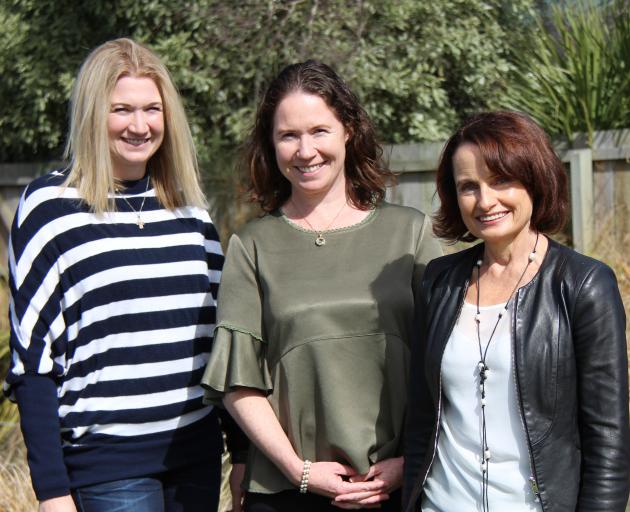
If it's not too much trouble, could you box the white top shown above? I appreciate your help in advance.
[422,301,542,512]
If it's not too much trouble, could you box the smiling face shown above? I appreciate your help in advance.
[453,142,533,246]
[272,91,349,202]
[108,75,164,180]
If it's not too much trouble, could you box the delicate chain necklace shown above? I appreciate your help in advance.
[290,198,347,246]
[474,232,539,512]
[117,176,151,229]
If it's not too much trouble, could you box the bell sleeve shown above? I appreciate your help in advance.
[202,232,273,404]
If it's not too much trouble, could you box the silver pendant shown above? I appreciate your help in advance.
[315,234,326,246]
[137,215,145,229]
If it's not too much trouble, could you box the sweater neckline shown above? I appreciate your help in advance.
[114,172,152,196]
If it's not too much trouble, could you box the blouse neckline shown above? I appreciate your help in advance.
[279,206,378,235]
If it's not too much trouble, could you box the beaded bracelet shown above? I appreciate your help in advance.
[299,459,312,494]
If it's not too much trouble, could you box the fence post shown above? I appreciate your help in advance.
[568,148,593,254]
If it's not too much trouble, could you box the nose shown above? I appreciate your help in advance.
[129,110,149,133]
[296,136,316,159]
[477,183,497,210]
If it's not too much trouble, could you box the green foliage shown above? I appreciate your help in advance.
[0,0,533,156]
[503,0,630,145]
[0,0,118,160]
[0,0,533,232]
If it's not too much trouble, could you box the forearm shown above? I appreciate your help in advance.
[15,374,71,501]
[38,495,77,512]
[217,407,250,464]
[223,388,302,485]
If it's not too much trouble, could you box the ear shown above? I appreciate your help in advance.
[344,127,351,143]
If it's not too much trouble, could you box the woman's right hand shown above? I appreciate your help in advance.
[39,495,77,512]
[306,461,387,501]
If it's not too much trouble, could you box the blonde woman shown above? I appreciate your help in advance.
[4,38,244,512]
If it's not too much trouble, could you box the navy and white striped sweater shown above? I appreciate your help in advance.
[4,169,225,500]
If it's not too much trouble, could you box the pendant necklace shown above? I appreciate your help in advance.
[291,198,347,247]
[474,232,539,512]
[117,176,151,229]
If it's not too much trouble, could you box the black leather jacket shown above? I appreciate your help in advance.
[403,239,630,512]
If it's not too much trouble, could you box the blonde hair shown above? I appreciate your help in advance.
[63,37,207,212]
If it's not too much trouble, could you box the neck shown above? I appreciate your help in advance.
[113,164,147,182]
[289,190,348,215]
[483,228,538,268]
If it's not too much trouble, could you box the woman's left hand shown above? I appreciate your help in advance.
[331,456,403,509]
[229,463,246,512]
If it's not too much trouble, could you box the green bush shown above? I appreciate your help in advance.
[503,0,630,145]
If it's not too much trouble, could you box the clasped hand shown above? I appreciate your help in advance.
[307,456,403,510]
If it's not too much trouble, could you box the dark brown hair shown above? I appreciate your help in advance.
[433,111,569,242]
[244,60,395,212]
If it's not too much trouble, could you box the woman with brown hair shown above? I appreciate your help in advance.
[403,111,629,511]
[202,60,442,511]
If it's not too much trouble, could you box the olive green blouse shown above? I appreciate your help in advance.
[202,202,442,493]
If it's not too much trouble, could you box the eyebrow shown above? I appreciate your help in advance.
[274,123,331,133]
[110,101,163,107]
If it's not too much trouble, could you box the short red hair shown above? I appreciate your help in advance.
[433,111,569,242]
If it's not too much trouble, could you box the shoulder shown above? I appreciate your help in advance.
[427,244,479,274]
[14,168,74,228]
[377,201,430,226]
[545,239,619,296]
[421,244,479,293]
[223,212,281,257]
[21,168,69,198]
[26,168,69,188]
[232,211,282,241]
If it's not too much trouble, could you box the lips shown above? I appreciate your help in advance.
[122,136,150,147]
[293,162,326,174]
[478,211,509,223]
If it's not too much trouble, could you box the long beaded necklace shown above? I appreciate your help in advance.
[474,232,539,512]
[117,176,151,229]
[290,198,347,246]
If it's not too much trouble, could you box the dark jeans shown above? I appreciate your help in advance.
[72,458,221,512]
[244,489,402,512]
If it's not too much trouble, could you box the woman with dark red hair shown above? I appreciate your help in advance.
[403,111,629,512]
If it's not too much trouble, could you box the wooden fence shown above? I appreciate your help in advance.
[1,129,629,272]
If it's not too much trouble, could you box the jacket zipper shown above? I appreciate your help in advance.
[419,279,470,490]
[511,290,544,510]
[421,375,442,489]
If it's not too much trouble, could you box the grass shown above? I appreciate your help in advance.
[0,427,36,512]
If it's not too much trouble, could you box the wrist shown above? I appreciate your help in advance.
[299,459,312,494]
[284,457,305,487]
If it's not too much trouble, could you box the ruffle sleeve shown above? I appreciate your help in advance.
[201,325,273,405]
[202,230,273,405]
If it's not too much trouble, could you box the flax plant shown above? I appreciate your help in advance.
[505,0,630,146]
